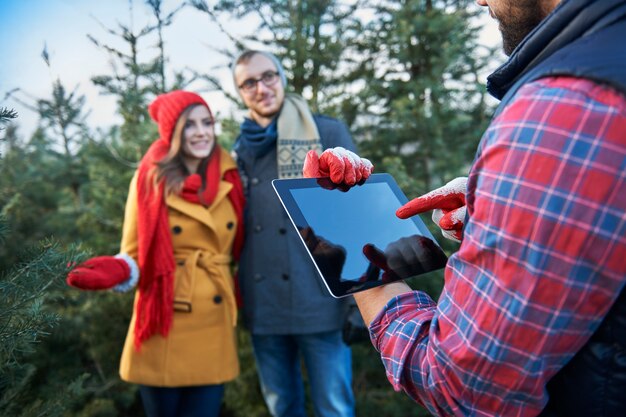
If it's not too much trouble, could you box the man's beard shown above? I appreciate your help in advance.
[496,3,547,56]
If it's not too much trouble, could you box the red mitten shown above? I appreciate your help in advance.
[396,177,467,243]
[303,147,373,185]
[66,254,138,292]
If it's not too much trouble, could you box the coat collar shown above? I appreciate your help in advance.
[486,0,626,99]
[166,147,236,230]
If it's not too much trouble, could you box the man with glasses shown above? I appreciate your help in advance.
[231,50,357,417]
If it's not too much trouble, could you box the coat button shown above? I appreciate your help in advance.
[254,273,264,282]
[227,221,234,230]
[279,227,287,234]
[282,273,289,281]
[172,225,182,234]
[254,225,262,233]
[251,177,260,185]
[213,295,222,304]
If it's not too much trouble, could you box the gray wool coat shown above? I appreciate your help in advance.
[235,114,357,334]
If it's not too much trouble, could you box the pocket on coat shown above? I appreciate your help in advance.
[173,257,195,313]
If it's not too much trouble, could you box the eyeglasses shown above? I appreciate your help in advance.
[238,71,280,93]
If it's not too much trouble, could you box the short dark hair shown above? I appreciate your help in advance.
[231,50,287,91]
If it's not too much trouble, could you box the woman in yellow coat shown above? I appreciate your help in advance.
[67,90,245,417]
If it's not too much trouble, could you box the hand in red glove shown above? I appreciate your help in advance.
[396,177,467,243]
[303,147,373,185]
[66,254,138,292]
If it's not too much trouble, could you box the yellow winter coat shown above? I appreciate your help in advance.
[118,148,240,387]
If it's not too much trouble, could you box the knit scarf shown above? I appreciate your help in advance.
[237,94,322,178]
[134,139,244,350]
[277,94,322,178]
[238,117,278,158]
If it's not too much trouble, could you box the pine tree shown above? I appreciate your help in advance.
[0,81,91,266]
[1,1,500,414]
[0,109,88,416]
[192,0,365,115]
[193,2,445,416]
[191,2,495,415]
[89,0,186,148]
[343,3,493,414]
[353,0,492,193]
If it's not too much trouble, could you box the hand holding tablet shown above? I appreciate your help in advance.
[303,147,373,185]
[272,174,448,297]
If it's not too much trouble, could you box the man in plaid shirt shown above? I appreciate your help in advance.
[304,0,626,416]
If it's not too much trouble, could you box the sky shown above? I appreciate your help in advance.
[0,0,254,139]
[0,0,502,141]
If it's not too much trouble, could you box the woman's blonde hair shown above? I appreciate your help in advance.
[151,104,209,195]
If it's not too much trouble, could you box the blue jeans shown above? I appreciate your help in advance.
[251,331,355,417]
[138,384,224,417]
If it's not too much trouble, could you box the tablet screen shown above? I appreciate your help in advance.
[273,174,448,298]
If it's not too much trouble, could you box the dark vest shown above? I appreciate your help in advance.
[472,1,626,415]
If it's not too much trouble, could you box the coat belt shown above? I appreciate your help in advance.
[174,250,237,327]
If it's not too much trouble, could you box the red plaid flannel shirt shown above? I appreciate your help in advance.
[369,77,626,416]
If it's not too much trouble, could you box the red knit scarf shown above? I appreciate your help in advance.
[134,139,244,349]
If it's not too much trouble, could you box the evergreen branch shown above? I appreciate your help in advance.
[102,140,140,168]
[86,35,127,60]
[0,239,85,370]
[2,272,59,317]
[88,12,122,38]
[2,88,20,102]
[189,71,241,106]
[142,1,185,35]
[0,363,36,410]
[189,0,247,51]
[0,217,8,245]
[0,107,18,123]
[4,92,38,113]
[80,377,119,395]
[136,21,160,38]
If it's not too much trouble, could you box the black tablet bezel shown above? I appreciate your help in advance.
[272,173,447,298]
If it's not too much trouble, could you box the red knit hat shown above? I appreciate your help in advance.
[148,90,212,144]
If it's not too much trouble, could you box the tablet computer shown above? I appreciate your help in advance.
[272,173,448,298]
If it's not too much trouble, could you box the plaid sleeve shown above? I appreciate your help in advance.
[370,76,626,417]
